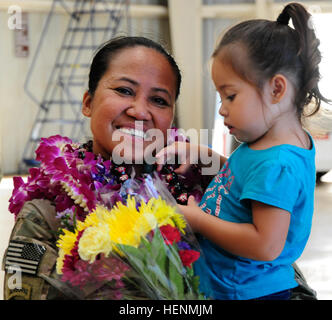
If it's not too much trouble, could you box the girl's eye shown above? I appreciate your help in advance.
[114,87,133,96]
[227,94,236,101]
[151,96,169,107]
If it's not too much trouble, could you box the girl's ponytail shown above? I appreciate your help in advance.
[277,3,330,115]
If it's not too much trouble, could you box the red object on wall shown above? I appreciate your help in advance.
[14,12,29,57]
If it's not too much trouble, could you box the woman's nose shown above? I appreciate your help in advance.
[126,98,152,121]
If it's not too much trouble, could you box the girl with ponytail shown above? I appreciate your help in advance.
[157,2,329,300]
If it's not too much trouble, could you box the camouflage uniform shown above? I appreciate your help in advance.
[2,199,317,300]
[2,199,67,300]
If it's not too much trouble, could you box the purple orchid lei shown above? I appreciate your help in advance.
[9,128,204,225]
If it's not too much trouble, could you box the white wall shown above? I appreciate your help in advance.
[0,3,170,175]
[0,11,67,174]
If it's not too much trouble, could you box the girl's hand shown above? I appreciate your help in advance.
[156,142,227,177]
[177,195,205,232]
[155,141,198,175]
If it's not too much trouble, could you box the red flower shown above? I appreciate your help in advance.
[159,225,181,245]
[179,250,200,268]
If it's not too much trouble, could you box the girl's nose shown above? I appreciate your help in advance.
[219,103,228,117]
[126,98,152,121]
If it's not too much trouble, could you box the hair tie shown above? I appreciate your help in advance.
[277,11,290,25]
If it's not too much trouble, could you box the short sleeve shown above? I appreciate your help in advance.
[240,160,300,213]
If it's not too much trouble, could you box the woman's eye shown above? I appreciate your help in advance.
[151,96,169,107]
[114,87,133,96]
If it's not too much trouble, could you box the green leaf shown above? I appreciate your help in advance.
[116,232,206,300]
[118,241,170,299]
[150,229,167,275]
[167,242,185,275]
[168,256,184,299]
[72,208,77,230]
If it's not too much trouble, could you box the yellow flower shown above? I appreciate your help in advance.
[106,198,154,248]
[78,223,113,263]
[77,210,100,231]
[56,248,66,275]
[56,196,187,267]
[140,197,186,233]
[57,228,79,255]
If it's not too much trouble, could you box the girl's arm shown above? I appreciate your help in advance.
[156,142,227,176]
[180,197,290,261]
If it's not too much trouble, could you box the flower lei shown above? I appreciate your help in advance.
[9,128,204,223]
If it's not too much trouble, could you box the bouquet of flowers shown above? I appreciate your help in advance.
[56,188,204,300]
[8,134,208,300]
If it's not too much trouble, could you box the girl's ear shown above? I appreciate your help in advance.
[269,74,287,104]
[82,91,93,117]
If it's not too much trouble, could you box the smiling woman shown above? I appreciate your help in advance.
[2,37,211,300]
[81,37,181,167]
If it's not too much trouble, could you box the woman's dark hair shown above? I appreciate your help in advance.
[213,2,330,117]
[88,36,181,100]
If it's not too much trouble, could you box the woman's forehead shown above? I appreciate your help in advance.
[109,46,170,71]
[103,47,177,95]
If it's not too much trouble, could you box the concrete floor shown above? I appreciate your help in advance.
[0,176,331,300]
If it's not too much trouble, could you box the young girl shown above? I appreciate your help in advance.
[157,2,330,300]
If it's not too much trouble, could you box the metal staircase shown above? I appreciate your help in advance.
[20,0,129,172]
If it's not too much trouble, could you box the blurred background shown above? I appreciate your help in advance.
[0,0,331,299]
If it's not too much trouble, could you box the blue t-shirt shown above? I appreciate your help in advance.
[195,136,316,300]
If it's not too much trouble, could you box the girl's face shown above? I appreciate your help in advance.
[211,55,271,144]
[82,46,176,162]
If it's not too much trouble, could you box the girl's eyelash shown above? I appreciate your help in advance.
[218,94,235,103]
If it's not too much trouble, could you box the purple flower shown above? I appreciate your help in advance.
[177,241,191,250]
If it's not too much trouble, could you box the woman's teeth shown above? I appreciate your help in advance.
[118,127,147,139]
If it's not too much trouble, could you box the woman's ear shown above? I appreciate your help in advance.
[82,91,92,117]
[269,74,287,104]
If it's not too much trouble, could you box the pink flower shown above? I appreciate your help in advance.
[8,177,28,216]
[60,229,129,297]
[9,167,56,218]
[35,135,73,164]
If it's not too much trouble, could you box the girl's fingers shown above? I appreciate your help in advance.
[155,143,180,171]
[173,163,191,175]
[156,142,193,173]
[187,195,197,206]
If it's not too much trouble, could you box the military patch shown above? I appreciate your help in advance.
[4,240,46,275]
[6,283,32,300]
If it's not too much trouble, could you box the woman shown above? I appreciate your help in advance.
[2,36,205,300]
[2,36,315,300]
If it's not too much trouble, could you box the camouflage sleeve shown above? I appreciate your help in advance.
[2,199,66,300]
[290,263,317,300]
